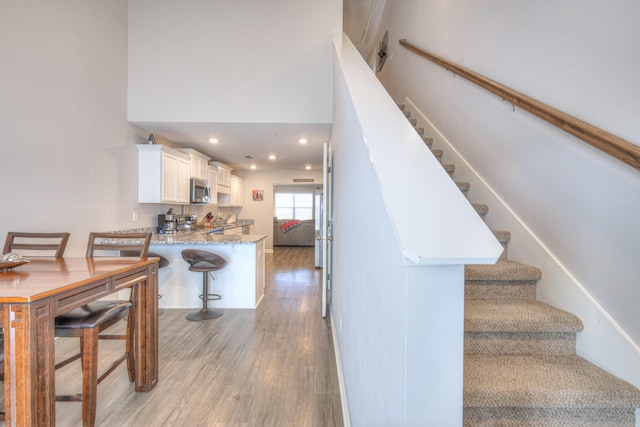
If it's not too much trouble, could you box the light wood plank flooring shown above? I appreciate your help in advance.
[3,247,343,426]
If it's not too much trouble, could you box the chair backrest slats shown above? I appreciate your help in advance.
[86,232,151,258]
[3,232,70,258]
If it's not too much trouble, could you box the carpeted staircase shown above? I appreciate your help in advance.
[399,104,640,426]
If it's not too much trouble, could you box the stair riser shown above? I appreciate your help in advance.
[465,332,577,355]
[498,244,508,261]
[465,282,537,301]
[464,407,636,427]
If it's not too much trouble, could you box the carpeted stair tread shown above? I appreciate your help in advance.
[456,181,470,194]
[492,230,511,244]
[465,300,583,333]
[466,260,542,282]
[465,354,640,409]
[471,203,488,218]
[443,163,455,176]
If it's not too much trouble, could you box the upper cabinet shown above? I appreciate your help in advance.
[216,174,243,207]
[208,165,218,206]
[230,175,244,207]
[211,162,231,194]
[137,144,190,204]
[178,148,210,180]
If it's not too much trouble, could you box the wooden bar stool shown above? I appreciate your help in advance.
[181,249,228,321]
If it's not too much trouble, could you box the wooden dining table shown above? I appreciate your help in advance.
[0,257,159,426]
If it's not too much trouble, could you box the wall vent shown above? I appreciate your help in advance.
[293,178,314,183]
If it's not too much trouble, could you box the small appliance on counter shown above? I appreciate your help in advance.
[177,214,198,231]
[157,213,177,234]
[157,209,178,234]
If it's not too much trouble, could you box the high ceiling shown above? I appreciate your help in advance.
[130,1,382,174]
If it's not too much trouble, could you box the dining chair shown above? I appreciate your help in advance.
[3,231,70,258]
[54,232,151,427]
[0,335,4,422]
[2,231,71,422]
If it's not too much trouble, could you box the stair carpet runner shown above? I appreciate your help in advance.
[399,104,640,426]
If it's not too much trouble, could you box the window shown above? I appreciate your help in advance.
[275,193,313,220]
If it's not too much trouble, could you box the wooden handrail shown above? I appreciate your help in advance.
[399,39,640,172]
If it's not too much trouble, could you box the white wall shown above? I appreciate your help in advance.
[330,52,409,423]
[377,0,640,387]
[235,169,323,250]
[128,0,341,124]
[0,1,158,256]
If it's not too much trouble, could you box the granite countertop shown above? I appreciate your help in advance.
[107,223,266,246]
[151,231,267,245]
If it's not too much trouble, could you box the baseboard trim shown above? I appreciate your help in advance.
[330,308,351,427]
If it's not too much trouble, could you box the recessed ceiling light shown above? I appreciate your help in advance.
[268,154,276,160]
[299,138,308,144]
[250,164,257,170]
[209,138,218,144]
[305,165,311,170]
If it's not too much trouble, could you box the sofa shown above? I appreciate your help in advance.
[273,219,315,247]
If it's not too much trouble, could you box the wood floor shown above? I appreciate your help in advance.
[4,247,343,426]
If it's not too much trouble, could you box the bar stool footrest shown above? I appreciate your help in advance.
[200,293,222,302]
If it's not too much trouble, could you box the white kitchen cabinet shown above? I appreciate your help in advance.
[212,162,231,194]
[208,166,218,206]
[230,175,244,207]
[178,148,210,180]
[138,144,190,204]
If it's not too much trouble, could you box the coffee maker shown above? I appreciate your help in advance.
[157,213,178,234]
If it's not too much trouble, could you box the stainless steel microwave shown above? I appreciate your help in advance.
[190,178,211,204]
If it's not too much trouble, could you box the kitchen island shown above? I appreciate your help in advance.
[111,228,267,310]
[152,231,267,309]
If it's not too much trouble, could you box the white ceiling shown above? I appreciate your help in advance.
[133,122,331,173]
